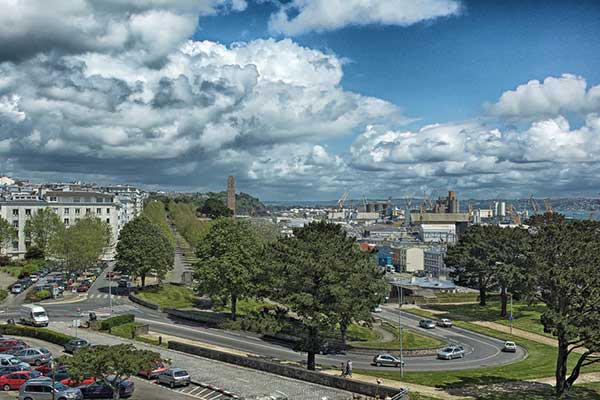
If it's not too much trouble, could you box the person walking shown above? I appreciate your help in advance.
[347,360,353,378]
[340,362,346,377]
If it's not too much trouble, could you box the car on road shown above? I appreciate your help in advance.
[77,378,134,398]
[138,361,167,380]
[372,353,404,367]
[19,380,83,400]
[419,319,436,329]
[11,284,23,294]
[436,318,453,328]
[502,341,517,353]
[64,339,90,354]
[372,305,383,313]
[76,283,90,292]
[157,368,191,388]
[0,370,42,391]
[437,345,465,360]
[14,347,52,366]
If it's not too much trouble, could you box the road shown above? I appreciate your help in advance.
[0,261,526,373]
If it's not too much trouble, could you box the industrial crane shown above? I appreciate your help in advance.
[544,198,553,214]
[337,191,349,210]
[529,195,540,214]
[509,204,521,225]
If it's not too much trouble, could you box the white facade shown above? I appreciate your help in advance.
[499,202,506,217]
[417,224,457,244]
[424,248,447,278]
[393,246,424,273]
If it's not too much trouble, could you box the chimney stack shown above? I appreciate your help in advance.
[227,176,236,216]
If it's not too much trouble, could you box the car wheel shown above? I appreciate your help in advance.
[170,381,175,388]
[376,362,382,367]
[3,384,10,391]
[35,359,42,366]
[24,397,33,400]
[460,353,464,358]
[395,363,400,367]
[58,397,67,400]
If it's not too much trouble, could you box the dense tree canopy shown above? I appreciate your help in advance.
[199,198,233,218]
[59,344,161,400]
[51,217,111,271]
[270,221,386,369]
[24,207,64,257]
[196,217,263,320]
[0,218,17,251]
[116,216,174,287]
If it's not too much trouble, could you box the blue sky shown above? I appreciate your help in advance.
[1,0,600,200]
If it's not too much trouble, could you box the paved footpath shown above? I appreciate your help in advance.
[50,321,352,400]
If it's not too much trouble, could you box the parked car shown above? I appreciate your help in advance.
[372,353,404,367]
[0,364,30,376]
[14,347,52,366]
[4,345,30,355]
[157,368,191,388]
[0,370,41,391]
[19,380,83,400]
[502,341,517,353]
[11,284,23,294]
[0,339,28,352]
[78,379,134,398]
[45,367,70,382]
[64,339,90,354]
[138,361,167,379]
[436,318,453,328]
[419,319,436,329]
[61,376,95,387]
[76,284,90,293]
[437,345,465,360]
[0,354,30,369]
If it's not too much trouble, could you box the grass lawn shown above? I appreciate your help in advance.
[351,322,444,350]
[0,259,44,278]
[212,297,270,317]
[136,284,198,309]
[419,301,549,338]
[356,314,600,389]
[108,322,163,346]
[0,289,7,302]
[346,323,381,342]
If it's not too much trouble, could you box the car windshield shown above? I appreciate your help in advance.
[54,383,68,391]
[33,311,47,318]
[40,348,50,354]
[174,370,188,377]
[442,347,454,352]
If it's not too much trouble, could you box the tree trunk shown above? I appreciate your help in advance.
[555,330,569,397]
[112,384,120,399]
[340,323,348,344]
[141,273,146,288]
[479,285,486,306]
[231,294,237,321]
[565,350,594,392]
[307,351,316,371]
[500,286,508,317]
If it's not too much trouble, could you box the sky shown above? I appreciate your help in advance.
[1,0,600,201]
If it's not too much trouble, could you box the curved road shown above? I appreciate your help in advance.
[1,265,526,372]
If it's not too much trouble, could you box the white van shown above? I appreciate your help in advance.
[19,304,49,327]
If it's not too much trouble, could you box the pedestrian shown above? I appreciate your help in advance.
[340,362,346,377]
[347,360,353,378]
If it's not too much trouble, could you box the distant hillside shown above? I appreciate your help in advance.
[149,191,268,216]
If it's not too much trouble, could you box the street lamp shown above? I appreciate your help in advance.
[396,285,404,378]
[509,292,513,336]
[109,275,113,316]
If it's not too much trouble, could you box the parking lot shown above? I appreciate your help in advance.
[0,336,227,400]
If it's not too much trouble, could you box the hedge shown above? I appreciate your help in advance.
[0,289,7,303]
[0,324,75,346]
[99,314,135,331]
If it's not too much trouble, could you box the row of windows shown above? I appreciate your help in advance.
[63,217,110,226]
[10,207,112,216]
[48,196,110,203]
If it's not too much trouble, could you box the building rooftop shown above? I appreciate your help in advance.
[391,276,456,290]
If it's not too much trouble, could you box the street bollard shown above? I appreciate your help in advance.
[159,336,162,345]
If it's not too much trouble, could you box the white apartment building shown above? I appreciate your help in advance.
[417,224,457,244]
[424,248,448,278]
[0,190,119,258]
[392,246,425,273]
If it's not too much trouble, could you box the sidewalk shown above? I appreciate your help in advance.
[321,370,472,400]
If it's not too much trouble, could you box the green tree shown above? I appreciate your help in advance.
[116,216,174,287]
[51,217,111,272]
[142,201,175,247]
[196,217,262,320]
[199,198,233,219]
[59,344,161,399]
[0,218,17,251]
[529,221,600,397]
[270,221,386,369]
[24,207,64,256]
[447,225,503,306]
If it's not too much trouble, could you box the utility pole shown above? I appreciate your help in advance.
[397,285,404,378]
[509,292,513,336]
[109,275,113,316]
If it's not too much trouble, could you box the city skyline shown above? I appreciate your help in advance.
[1,1,600,200]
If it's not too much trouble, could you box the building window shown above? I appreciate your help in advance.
[75,208,80,215]
[64,208,69,215]
[12,209,18,216]
[49,196,57,202]
[96,197,104,203]
[53,208,59,213]
[64,218,70,225]
[106,208,110,214]
[106,218,110,224]
[25,240,31,249]
[12,220,18,228]
[96,208,101,214]
[12,241,18,250]
[85,208,91,215]
[25,209,31,216]
[73,197,80,203]
[85,197,91,203]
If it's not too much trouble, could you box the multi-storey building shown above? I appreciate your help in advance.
[424,248,448,278]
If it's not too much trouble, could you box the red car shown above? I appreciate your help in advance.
[138,361,167,379]
[0,370,41,391]
[77,284,90,292]
[34,364,52,374]
[0,339,27,353]
[61,376,95,386]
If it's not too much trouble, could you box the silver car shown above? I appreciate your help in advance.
[14,347,52,366]
[502,341,517,353]
[157,368,191,388]
[372,353,404,367]
[19,380,82,400]
[437,345,465,360]
[419,319,436,329]
[436,318,453,328]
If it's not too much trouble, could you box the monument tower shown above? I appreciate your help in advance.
[227,175,236,216]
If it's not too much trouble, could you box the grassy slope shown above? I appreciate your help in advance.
[136,284,198,309]
[351,323,444,350]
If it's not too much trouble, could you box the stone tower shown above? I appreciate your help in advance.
[227,175,236,215]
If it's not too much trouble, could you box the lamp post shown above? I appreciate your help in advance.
[397,284,404,378]
[509,292,513,336]
[109,274,113,316]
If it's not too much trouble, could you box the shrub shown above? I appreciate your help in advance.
[35,290,52,300]
[25,246,44,260]
[0,324,75,345]
[0,256,10,266]
[0,289,7,302]
[99,314,135,331]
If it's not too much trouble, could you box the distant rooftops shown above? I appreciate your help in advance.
[391,276,456,290]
